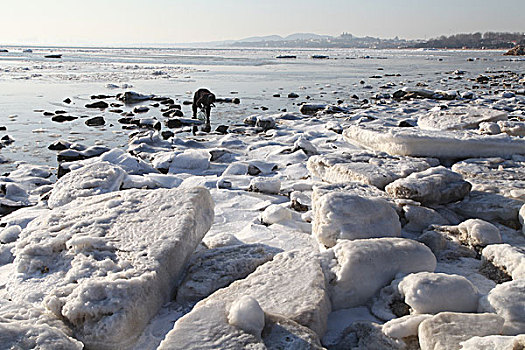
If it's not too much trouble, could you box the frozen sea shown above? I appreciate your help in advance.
[0,46,522,173]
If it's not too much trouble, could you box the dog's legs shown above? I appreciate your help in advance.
[192,102,198,119]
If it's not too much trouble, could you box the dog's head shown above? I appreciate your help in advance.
[203,93,216,107]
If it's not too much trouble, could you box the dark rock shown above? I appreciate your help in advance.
[161,131,174,140]
[215,125,228,134]
[109,109,123,113]
[182,100,192,105]
[91,94,114,99]
[0,126,6,131]
[288,92,299,98]
[85,101,109,109]
[52,115,78,123]
[110,102,123,107]
[116,91,154,104]
[476,75,489,84]
[165,119,183,128]
[118,117,138,125]
[44,54,62,58]
[57,149,85,162]
[1,135,14,145]
[261,106,268,111]
[273,94,281,97]
[85,116,105,126]
[233,98,240,104]
[398,120,416,127]
[150,103,159,108]
[54,110,67,114]
[276,55,297,59]
[43,111,54,116]
[133,105,149,113]
[311,55,329,59]
[63,98,72,104]
[48,140,71,151]
[393,90,407,99]
[300,104,326,115]
[160,98,175,105]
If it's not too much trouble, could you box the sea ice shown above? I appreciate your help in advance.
[460,334,525,350]
[0,300,84,350]
[344,123,525,158]
[417,107,507,131]
[47,161,126,208]
[418,312,505,350]
[8,187,214,349]
[307,150,436,189]
[397,272,480,314]
[313,192,401,247]
[326,238,436,309]
[176,243,280,304]
[385,166,471,205]
[478,279,525,335]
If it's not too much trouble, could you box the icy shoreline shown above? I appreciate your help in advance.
[1,65,525,349]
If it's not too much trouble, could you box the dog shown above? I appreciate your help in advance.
[192,88,216,129]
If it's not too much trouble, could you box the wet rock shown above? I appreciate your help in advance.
[85,116,105,126]
[85,101,109,109]
[51,115,77,123]
[48,140,71,151]
[116,91,154,104]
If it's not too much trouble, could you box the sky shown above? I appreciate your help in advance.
[1,0,524,46]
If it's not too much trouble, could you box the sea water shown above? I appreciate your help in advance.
[0,46,522,172]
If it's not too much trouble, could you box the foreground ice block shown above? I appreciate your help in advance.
[313,192,401,248]
[343,124,525,159]
[478,279,525,335]
[9,187,214,350]
[0,300,83,350]
[418,312,504,350]
[327,238,436,310]
[162,249,330,347]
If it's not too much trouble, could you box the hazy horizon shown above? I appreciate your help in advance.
[1,0,524,46]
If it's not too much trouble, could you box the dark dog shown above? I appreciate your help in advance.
[192,88,216,128]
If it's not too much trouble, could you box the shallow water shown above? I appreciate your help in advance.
[0,46,522,172]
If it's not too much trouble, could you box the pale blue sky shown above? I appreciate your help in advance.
[1,0,524,45]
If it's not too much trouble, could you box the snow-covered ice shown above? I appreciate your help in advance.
[7,187,214,349]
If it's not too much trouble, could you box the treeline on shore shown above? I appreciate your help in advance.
[229,32,525,50]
